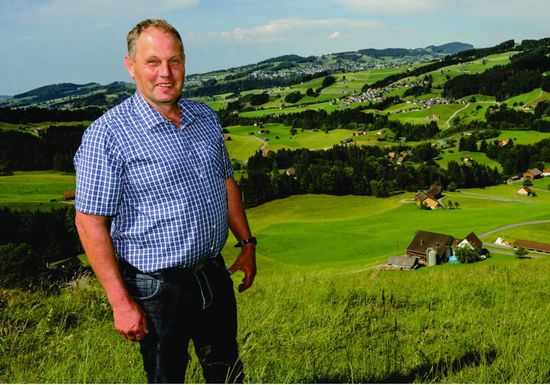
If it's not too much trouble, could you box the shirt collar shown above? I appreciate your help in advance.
[133,91,204,130]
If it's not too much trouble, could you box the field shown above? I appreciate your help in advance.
[1,186,550,383]
[0,171,76,209]
[436,150,502,171]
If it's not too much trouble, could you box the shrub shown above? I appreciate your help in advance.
[455,247,480,263]
[0,243,46,289]
[284,91,304,104]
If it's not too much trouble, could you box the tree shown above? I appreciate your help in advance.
[514,246,529,259]
[522,178,533,186]
[455,247,480,263]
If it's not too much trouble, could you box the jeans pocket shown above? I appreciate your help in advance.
[123,272,162,301]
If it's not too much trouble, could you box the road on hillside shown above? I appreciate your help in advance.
[478,220,550,238]
[445,191,539,204]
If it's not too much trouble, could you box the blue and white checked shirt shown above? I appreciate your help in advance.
[74,91,233,272]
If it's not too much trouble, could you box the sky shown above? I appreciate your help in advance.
[1,0,549,95]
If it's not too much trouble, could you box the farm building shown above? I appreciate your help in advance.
[513,239,550,254]
[457,232,483,250]
[63,190,76,201]
[522,168,542,180]
[517,186,534,196]
[406,230,454,265]
[383,256,419,271]
[414,185,444,209]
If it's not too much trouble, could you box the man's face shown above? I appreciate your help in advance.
[124,27,185,111]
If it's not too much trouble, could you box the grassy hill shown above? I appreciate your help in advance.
[2,186,549,383]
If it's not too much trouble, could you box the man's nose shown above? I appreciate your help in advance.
[160,61,172,77]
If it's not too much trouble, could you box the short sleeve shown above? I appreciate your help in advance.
[74,121,124,216]
[212,112,234,180]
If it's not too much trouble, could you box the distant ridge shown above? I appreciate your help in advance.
[0,41,475,108]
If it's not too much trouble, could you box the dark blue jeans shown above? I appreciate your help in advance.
[120,255,244,383]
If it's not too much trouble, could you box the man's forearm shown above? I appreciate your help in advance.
[226,177,253,240]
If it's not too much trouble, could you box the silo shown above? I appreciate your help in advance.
[427,247,437,266]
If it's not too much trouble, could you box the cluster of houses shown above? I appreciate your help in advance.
[384,230,485,270]
[508,167,550,196]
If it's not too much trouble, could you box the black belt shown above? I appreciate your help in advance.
[118,254,225,278]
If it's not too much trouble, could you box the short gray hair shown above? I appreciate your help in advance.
[127,19,184,59]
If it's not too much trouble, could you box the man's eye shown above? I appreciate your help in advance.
[169,60,182,66]
[147,60,160,65]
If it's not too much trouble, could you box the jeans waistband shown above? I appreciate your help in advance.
[118,254,226,280]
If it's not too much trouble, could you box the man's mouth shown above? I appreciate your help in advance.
[158,83,174,88]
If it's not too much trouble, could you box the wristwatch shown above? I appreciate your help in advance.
[234,237,257,247]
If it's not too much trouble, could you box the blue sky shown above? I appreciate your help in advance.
[1,0,549,95]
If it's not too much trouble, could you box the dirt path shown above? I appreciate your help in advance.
[446,102,470,128]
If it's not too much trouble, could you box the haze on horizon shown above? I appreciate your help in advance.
[1,0,549,95]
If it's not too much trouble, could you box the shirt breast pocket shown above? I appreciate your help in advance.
[191,141,225,179]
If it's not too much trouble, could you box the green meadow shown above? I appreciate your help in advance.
[436,150,503,171]
[495,130,550,145]
[429,52,516,87]
[2,186,550,383]
[224,124,358,161]
[0,171,76,209]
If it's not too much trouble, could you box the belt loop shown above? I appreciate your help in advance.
[194,270,214,310]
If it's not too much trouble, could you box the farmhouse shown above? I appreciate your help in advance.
[513,239,550,254]
[522,168,542,180]
[457,232,483,250]
[542,169,550,177]
[406,230,454,265]
[517,186,534,196]
[414,185,444,209]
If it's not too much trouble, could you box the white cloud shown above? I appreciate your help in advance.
[329,31,341,39]
[216,18,381,43]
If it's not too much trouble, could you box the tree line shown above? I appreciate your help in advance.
[0,125,85,172]
[238,144,502,207]
[0,106,103,124]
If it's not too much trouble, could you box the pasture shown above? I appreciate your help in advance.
[436,150,503,171]
[0,171,75,209]
[2,186,550,383]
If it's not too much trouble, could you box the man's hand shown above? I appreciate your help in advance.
[112,298,149,342]
[228,245,256,292]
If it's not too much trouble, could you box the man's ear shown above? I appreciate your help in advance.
[124,55,135,80]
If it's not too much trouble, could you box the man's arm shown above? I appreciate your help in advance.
[225,177,256,292]
[75,210,148,341]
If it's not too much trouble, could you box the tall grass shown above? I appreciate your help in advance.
[1,256,549,383]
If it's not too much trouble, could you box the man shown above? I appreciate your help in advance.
[74,19,256,383]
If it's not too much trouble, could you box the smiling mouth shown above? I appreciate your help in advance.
[158,83,174,88]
